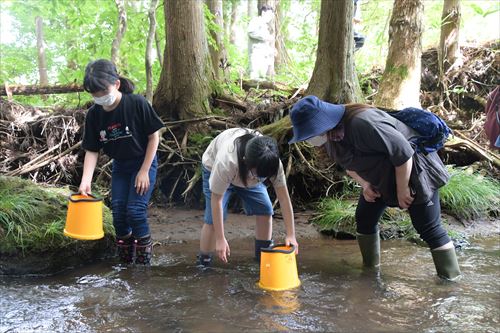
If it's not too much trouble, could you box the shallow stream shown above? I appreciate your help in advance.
[1,238,499,332]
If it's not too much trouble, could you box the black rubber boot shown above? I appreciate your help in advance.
[116,234,135,264]
[255,239,273,262]
[196,252,213,268]
[431,247,461,281]
[135,235,153,265]
[357,233,381,268]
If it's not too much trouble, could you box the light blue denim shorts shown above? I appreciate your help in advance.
[202,166,274,225]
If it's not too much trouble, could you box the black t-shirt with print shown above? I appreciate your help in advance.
[82,93,164,160]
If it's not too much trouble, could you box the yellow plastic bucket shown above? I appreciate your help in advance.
[63,193,104,240]
[258,244,301,291]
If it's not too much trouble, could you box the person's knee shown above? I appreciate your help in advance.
[414,222,450,249]
[126,201,148,221]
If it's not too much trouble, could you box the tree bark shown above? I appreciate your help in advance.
[154,30,163,66]
[439,0,461,73]
[146,0,159,104]
[153,0,213,120]
[306,0,362,103]
[374,0,424,109]
[229,0,238,44]
[111,0,127,65]
[35,17,49,86]
[207,0,227,80]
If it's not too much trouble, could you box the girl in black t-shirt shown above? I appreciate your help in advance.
[80,59,164,265]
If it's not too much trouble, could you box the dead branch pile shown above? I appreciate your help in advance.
[0,99,87,185]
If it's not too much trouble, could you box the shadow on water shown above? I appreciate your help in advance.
[1,238,499,332]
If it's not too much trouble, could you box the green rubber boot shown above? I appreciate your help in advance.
[431,247,461,281]
[357,233,380,268]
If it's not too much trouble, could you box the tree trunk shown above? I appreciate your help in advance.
[229,1,237,44]
[111,0,127,65]
[35,17,48,86]
[306,0,362,104]
[439,0,461,73]
[274,0,290,70]
[146,0,159,103]
[207,0,227,80]
[154,30,163,66]
[374,0,424,109]
[247,0,257,67]
[153,0,213,120]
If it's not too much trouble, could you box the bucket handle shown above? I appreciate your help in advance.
[68,192,103,202]
[260,243,296,254]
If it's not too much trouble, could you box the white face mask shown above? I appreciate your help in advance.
[306,134,327,147]
[93,93,116,106]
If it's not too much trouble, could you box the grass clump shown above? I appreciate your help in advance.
[439,166,500,220]
[312,197,357,235]
[0,176,114,254]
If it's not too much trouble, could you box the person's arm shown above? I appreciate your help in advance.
[211,192,230,263]
[79,150,99,196]
[274,185,299,254]
[395,156,414,208]
[135,130,160,195]
[346,169,381,202]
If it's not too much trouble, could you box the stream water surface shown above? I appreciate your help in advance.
[1,238,499,332]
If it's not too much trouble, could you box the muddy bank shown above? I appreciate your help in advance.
[1,206,497,276]
[148,206,322,243]
[148,206,499,245]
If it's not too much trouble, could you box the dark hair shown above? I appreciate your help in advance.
[342,103,373,124]
[83,59,135,94]
[235,132,280,187]
[259,4,273,15]
[324,103,373,159]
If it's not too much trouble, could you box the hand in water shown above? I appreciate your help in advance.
[216,237,230,263]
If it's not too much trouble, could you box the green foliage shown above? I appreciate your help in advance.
[203,2,221,50]
[0,0,498,108]
[312,198,357,235]
[1,0,164,106]
[439,166,500,220]
[0,176,114,254]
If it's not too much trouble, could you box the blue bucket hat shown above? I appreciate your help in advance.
[288,95,345,144]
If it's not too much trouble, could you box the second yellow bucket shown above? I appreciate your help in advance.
[258,244,301,291]
[64,193,104,240]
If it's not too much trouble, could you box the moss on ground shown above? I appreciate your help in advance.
[0,176,114,255]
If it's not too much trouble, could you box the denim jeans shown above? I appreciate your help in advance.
[111,155,157,238]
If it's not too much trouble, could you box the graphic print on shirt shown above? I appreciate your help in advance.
[98,122,132,143]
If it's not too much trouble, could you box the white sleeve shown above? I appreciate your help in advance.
[209,160,237,195]
[270,160,287,189]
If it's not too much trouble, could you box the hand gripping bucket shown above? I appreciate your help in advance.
[63,193,104,240]
[258,244,301,291]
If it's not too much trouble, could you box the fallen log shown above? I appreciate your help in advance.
[241,80,295,93]
[446,131,500,168]
[0,83,84,96]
